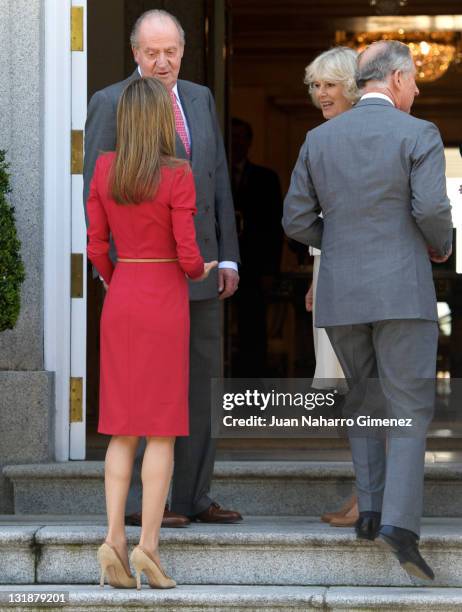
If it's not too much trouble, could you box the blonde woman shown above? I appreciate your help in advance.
[303,47,360,527]
[87,77,216,589]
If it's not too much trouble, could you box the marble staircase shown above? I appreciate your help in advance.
[1,458,462,610]
[3,459,462,517]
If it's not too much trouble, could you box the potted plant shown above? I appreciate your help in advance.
[0,150,25,331]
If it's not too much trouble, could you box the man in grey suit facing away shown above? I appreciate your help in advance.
[283,40,452,580]
[84,10,242,527]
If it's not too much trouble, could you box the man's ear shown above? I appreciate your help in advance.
[392,69,402,88]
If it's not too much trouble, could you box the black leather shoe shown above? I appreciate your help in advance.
[355,513,381,541]
[377,525,434,581]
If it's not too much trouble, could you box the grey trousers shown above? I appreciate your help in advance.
[325,319,438,535]
[171,298,221,515]
[126,298,222,516]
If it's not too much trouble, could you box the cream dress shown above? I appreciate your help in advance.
[310,247,347,392]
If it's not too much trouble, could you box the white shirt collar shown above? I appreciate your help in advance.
[360,92,395,106]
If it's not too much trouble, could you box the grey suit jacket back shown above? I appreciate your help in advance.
[283,98,452,326]
[83,71,240,301]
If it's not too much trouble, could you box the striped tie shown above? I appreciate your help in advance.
[170,89,191,158]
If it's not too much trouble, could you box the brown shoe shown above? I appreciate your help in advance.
[191,502,243,524]
[162,505,190,528]
[329,499,359,527]
[125,505,190,528]
[320,494,357,524]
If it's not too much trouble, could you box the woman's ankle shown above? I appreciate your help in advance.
[138,542,160,558]
[105,534,127,548]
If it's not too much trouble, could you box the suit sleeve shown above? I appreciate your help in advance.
[207,89,240,263]
[86,157,114,285]
[83,89,117,224]
[170,165,205,279]
[410,123,453,256]
[282,134,323,249]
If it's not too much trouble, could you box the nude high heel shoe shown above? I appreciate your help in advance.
[130,545,176,589]
[97,542,136,589]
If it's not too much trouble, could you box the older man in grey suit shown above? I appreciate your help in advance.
[283,40,452,580]
[84,10,242,527]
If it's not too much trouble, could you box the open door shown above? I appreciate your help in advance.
[69,0,88,459]
[44,0,88,462]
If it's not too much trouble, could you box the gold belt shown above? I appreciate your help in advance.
[117,258,178,263]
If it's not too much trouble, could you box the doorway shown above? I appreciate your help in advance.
[85,0,218,457]
[227,0,462,452]
[84,0,462,459]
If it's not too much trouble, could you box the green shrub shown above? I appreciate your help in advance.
[0,150,25,331]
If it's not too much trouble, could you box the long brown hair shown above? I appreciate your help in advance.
[110,77,180,204]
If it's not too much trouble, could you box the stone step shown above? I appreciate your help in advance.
[1,517,462,588]
[1,585,462,612]
[3,460,462,516]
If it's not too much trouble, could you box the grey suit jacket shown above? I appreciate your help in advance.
[283,98,453,326]
[83,71,240,301]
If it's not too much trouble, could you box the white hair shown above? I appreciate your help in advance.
[130,9,185,48]
[356,40,413,88]
[304,47,360,107]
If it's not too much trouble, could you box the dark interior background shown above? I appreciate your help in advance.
[85,0,462,454]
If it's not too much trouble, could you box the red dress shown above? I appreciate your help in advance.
[86,153,204,436]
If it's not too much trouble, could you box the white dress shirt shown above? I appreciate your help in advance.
[360,92,395,106]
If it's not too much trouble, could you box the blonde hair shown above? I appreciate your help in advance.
[110,77,184,204]
[304,47,360,108]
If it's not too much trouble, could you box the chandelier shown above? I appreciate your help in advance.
[336,30,460,82]
[335,14,462,83]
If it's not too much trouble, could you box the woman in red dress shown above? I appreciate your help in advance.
[87,77,217,589]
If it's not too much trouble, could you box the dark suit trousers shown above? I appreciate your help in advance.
[170,297,221,515]
[326,319,438,535]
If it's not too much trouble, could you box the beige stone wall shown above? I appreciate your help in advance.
[0,0,44,370]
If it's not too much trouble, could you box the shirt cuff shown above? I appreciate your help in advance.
[218,261,238,271]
